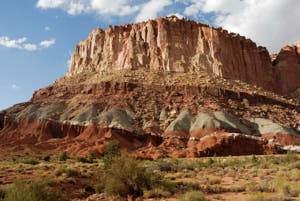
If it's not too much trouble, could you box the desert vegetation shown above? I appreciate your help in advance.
[0,143,299,201]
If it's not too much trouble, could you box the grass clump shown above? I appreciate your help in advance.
[1,179,64,201]
[22,158,40,165]
[55,168,80,177]
[179,191,208,201]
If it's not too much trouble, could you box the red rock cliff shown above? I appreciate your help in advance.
[67,16,300,95]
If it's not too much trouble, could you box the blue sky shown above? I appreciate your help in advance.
[1,0,299,110]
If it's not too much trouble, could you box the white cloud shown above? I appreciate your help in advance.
[36,0,140,16]
[0,36,56,51]
[11,84,20,89]
[90,0,139,16]
[0,37,27,49]
[37,0,66,9]
[184,0,300,53]
[40,39,56,48]
[168,13,185,19]
[135,0,172,22]
[44,26,51,31]
[24,44,38,51]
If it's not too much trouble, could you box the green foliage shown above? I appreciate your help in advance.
[76,157,90,163]
[252,155,258,163]
[100,154,169,199]
[55,168,80,177]
[1,179,63,201]
[59,151,69,161]
[43,155,51,162]
[0,188,6,199]
[179,191,208,201]
[22,158,40,165]
[206,158,214,166]
[88,151,96,162]
[102,140,120,168]
[105,140,120,155]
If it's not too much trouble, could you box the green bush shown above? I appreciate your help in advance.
[55,168,80,177]
[88,151,96,162]
[179,191,208,201]
[76,157,90,163]
[59,151,69,161]
[1,179,63,201]
[101,154,169,199]
[102,140,120,168]
[22,158,40,165]
[0,187,6,199]
[43,155,51,162]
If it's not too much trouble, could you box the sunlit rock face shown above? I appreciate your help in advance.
[68,16,277,91]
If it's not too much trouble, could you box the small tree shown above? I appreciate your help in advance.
[88,151,96,163]
[102,140,120,168]
[59,151,69,161]
[102,154,165,199]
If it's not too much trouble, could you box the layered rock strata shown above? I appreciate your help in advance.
[68,16,300,95]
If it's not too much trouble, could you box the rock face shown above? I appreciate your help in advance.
[68,16,300,95]
[273,43,300,94]
[0,16,300,159]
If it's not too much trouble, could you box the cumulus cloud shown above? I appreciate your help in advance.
[135,0,172,22]
[0,37,27,49]
[36,0,140,16]
[184,0,300,53]
[37,0,65,9]
[0,36,56,51]
[40,39,56,48]
[44,26,51,31]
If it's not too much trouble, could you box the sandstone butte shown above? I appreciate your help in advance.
[0,16,299,159]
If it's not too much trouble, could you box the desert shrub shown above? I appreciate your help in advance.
[155,159,178,172]
[175,181,201,192]
[2,179,63,201]
[252,155,258,163]
[22,158,40,165]
[102,140,120,168]
[55,168,80,177]
[101,154,170,199]
[59,151,69,161]
[206,158,215,166]
[179,191,208,201]
[76,157,90,163]
[247,193,270,201]
[284,152,298,163]
[144,188,172,198]
[206,176,221,185]
[0,187,6,199]
[88,151,96,162]
[204,185,228,194]
[43,155,51,162]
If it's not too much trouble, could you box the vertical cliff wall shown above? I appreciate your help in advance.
[67,16,300,95]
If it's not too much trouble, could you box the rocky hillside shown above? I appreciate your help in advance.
[0,16,299,158]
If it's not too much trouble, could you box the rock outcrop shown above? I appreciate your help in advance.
[273,43,300,94]
[0,17,299,158]
[68,16,300,95]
